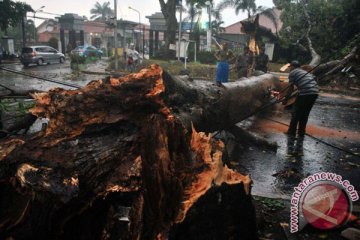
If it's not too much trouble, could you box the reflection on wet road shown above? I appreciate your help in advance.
[0,61,107,94]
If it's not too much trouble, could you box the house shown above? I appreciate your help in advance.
[37,18,113,52]
[37,19,61,48]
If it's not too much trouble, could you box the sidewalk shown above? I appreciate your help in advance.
[0,58,21,65]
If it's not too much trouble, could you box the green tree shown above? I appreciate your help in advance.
[90,1,114,21]
[275,0,360,61]
[184,0,209,33]
[183,0,205,54]
[158,0,178,58]
[26,19,36,43]
[216,0,256,19]
[48,37,59,50]
[211,20,225,36]
[0,0,32,35]
[3,20,34,51]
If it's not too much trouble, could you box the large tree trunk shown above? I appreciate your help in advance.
[301,0,321,66]
[0,65,280,239]
[159,0,177,58]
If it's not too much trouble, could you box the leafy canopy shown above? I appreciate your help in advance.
[90,1,114,21]
[275,0,360,60]
[0,0,33,34]
[216,0,256,18]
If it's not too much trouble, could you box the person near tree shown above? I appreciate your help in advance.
[235,46,252,78]
[284,60,319,138]
[214,43,235,85]
[126,44,140,73]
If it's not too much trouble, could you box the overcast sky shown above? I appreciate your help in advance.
[23,0,274,27]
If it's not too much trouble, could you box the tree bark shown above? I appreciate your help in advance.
[321,46,359,77]
[162,71,281,132]
[0,65,280,239]
[301,1,321,66]
[159,0,177,57]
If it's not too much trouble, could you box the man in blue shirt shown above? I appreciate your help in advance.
[284,60,319,137]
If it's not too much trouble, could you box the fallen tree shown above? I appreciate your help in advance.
[0,64,280,239]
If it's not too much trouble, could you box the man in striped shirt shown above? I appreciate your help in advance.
[284,60,319,137]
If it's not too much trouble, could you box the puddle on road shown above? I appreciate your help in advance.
[1,64,107,92]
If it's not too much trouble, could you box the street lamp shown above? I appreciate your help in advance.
[33,6,45,44]
[128,6,142,57]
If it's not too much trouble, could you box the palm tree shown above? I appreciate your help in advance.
[184,1,202,34]
[0,0,32,35]
[185,0,216,32]
[90,1,114,21]
[211,20,225,36]
[216,0,256,19]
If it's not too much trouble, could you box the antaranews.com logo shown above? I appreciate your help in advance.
[290,172,359,233]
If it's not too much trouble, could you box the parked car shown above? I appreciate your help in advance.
[71,45,103,58]
[20,46,65,67]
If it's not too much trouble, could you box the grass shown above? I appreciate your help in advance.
[108,57,287,82]
[141,59,218,80]
[133,59,286,81]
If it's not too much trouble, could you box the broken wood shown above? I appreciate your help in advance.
[320,46,359,79]
[0,64,280,239]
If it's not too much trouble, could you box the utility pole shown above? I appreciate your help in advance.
[114,0,118,71]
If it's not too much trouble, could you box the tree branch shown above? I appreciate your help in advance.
[301,1,321,66]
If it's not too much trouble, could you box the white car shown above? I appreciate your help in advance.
[20,45,65,67]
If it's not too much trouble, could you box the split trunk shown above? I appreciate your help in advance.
[0,65,280,239]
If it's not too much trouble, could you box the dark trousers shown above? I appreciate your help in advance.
[288,94,318,136]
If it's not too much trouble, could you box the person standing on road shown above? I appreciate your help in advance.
[284,60,319,138]
[126,44,141,73]
[214,43,235,85]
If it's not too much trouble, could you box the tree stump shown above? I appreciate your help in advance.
[0,64,280,239]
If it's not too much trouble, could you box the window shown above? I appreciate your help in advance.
[35,47,45,52]
[43,47,56,53]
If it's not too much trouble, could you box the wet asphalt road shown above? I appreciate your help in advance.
[234,93,360,199]
[0,60,108,94]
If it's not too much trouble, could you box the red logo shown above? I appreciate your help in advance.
[301,183,350,230]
